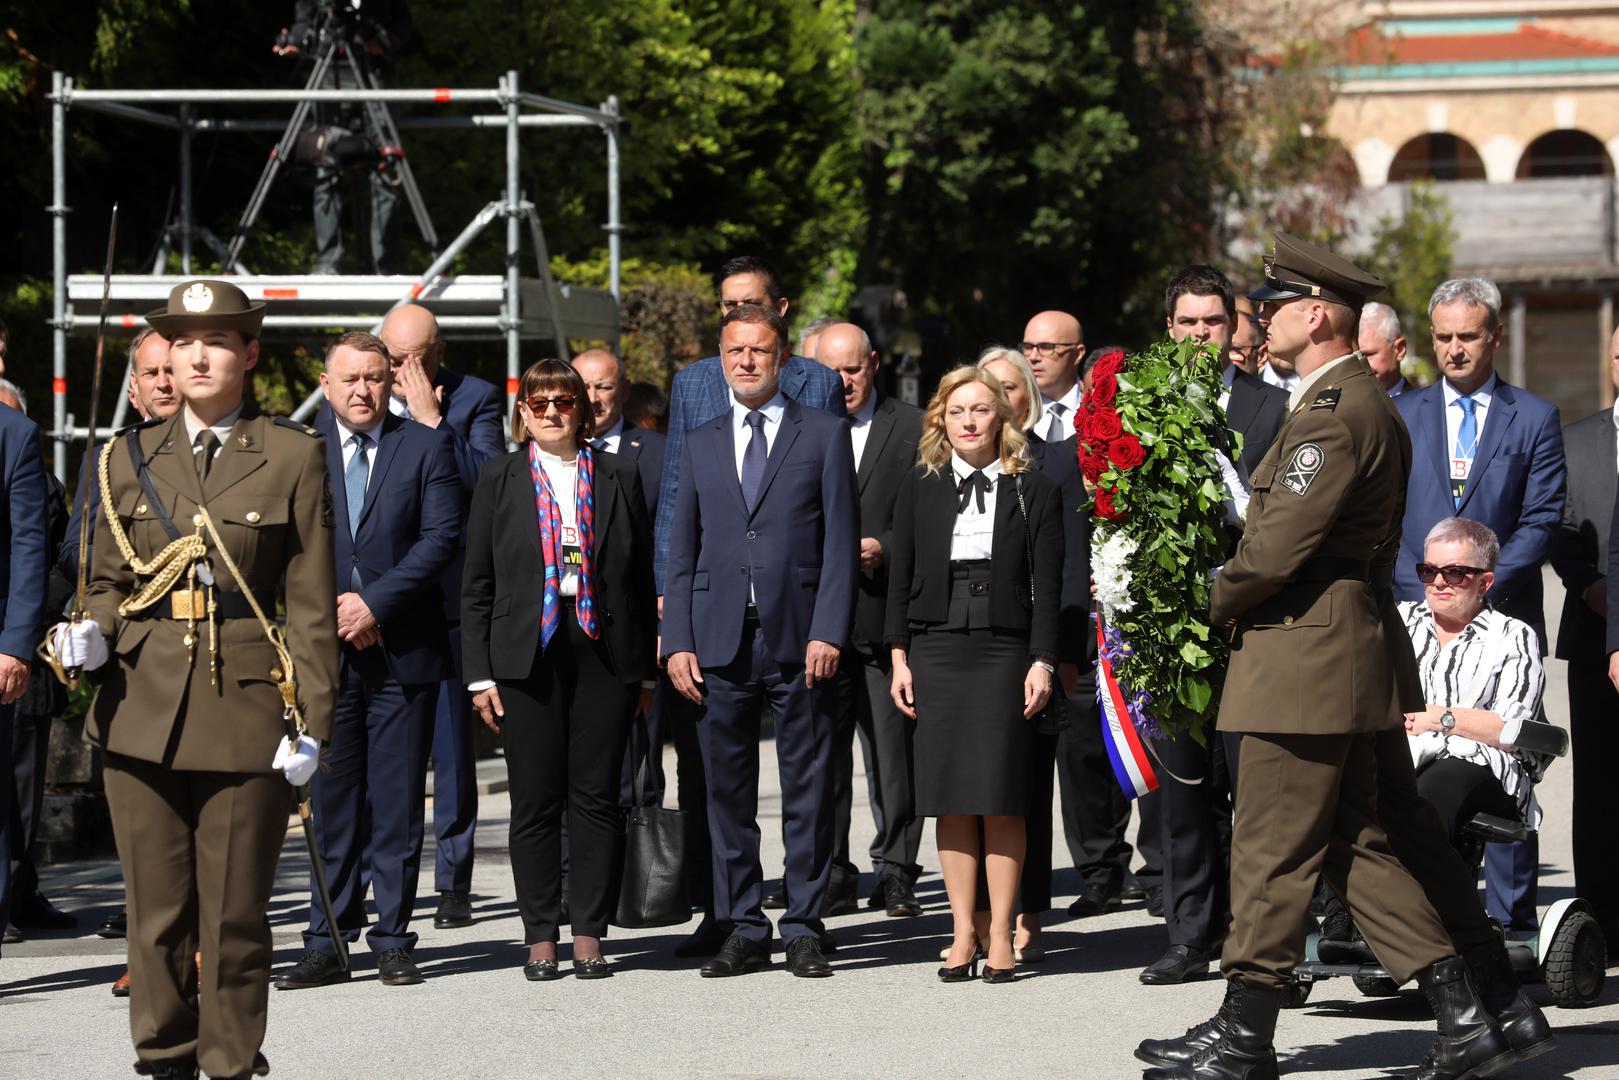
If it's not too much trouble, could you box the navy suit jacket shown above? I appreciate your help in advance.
[426,367,504,622]
[1551,407,1616,662]
[654,356,846,592]
[317,410,462,684]
[1026,432,1091,664]
[0,404,48,662]
[662,398,859,669]
[1394,377,1567,649]
[1224,368,1289,478]
[605,424,665,520]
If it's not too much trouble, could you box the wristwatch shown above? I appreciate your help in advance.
[1439,709,1456,732]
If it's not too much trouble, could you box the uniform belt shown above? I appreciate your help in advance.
[160,587,277,621]
[1292,557,1393,589]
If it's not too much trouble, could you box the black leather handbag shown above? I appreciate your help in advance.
[613,711,690,928]
[1014,474,1069,736]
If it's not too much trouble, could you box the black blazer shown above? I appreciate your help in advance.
[606,425,666,520]
[1553,407,1615,663]
[853,397,924,648]
[1225,368,1288,477]
[884,464,1064,661]
[461,447,657,685]
[1027,432,1090,664]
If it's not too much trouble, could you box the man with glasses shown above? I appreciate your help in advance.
[1393,278,1566,936]
[1019,312,1085,443]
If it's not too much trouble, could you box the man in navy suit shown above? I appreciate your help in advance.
[1359,301,1410,397]
[663,304,858,978]
[276,332,461,990]
[379,304,504,930]
[0,398,48,952]
[1394,278,1567,932]
[653,256,845,957]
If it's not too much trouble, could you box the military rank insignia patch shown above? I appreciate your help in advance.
[1310,389,1341,411]
[1280,442,1324,495]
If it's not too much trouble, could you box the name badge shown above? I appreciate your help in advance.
[560,525,583,568]
[1450,457,1471,481]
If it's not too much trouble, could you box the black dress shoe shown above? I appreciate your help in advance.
[432,891,473,929]
[273,948,351,990]
[699,934,770,977]
[98,909,128,939]
[135,1059,199,1080]
[1122,873,1147,902]
[574,955,613,980]
[252,1050,270,1076]
[1140,944,1211,985]
[1068,881,1123,918]
[1316,899,1376,965]
[523,957,561,981]
[2,926,20,944]
[1145,884,1165,918]
[10,893,76,930]
[821,875,860,919]
[883,877,923,918]
[785,936,832,978]
[762,883,787,910]
[672,921,729,958]
[377,947,423,986]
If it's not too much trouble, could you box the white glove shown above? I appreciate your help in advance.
[272,734,321,787]
[51,620,109,671]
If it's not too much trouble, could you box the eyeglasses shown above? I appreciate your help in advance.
[523,395,577,414]
[1020,341,1080,356]
[1416,563,1487,586]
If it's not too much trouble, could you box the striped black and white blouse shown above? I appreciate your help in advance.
[1398,601,1543,829]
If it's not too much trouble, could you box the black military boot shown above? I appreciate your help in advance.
[1140,983,1283,1080]
[1136,978,1240,1067]
[1462,939,1555,1068]
[1412,955,1514,1080]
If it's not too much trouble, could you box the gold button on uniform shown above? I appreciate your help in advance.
[245,511,261,524]
[136,504,148,514]
[1283,615,1294,626]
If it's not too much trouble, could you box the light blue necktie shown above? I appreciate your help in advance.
[1453,396,1477,509]
[346,432,370,589]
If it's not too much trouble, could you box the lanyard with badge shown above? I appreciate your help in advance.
[1451,397,1479,508]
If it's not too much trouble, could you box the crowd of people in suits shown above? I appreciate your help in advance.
[1,247,1615,1020]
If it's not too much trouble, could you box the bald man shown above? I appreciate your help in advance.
[1021,311,1086,443]
[814,323,926,915]
[573,348,665,519]
[374,304,505,929]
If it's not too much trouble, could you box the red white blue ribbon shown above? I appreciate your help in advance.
[1096,613,1158,799]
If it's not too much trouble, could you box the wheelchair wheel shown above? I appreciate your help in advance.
[1543,911,1606,1008]
[1281,978,1314,1009]
[1353,973,1401,997]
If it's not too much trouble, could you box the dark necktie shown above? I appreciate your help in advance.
[193,429,220,484]
[958,469,991,513]
[346,432,370,539]
[740,410,767,511]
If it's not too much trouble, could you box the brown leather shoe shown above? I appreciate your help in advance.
[112,970,131,997]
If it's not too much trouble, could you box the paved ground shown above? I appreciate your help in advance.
[3,572,1616,1078]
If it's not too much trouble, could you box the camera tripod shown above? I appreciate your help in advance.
[225,11,439,271]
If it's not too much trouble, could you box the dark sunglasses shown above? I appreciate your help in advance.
[524,395,577,414]
[1416,563,1487,586]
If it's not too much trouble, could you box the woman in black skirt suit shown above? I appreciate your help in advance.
[887,365,1065,981]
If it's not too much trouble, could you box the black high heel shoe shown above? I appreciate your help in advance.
[980,963,1016,984]
[937,942,984,983]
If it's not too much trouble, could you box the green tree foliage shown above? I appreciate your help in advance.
[1364,180,1455,383]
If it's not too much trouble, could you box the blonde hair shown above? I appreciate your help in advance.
[918,365,1029,477]
[975,346,1043,432]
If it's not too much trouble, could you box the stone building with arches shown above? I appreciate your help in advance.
[1327,1,1619,418]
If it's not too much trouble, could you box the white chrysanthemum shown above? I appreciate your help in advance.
[1091,528,1138,616]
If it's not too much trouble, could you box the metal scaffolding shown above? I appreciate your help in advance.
[48,70,623,479]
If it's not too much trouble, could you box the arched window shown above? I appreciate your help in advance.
[1387,133,1487,182]
[1516,130,1613,178]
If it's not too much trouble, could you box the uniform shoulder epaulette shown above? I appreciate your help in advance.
[1309,388,1341,412]
[116,416,164,436]
[273,417,322,438]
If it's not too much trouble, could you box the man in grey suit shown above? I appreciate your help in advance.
[1560,327,1619,945]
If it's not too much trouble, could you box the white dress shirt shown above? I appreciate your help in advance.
[1040,382,1083,443]
[182,405,243,465]
[732,392,786,479]
[334,413,384,477]
[848,395,878,471]
[949,453,1001,561]
[594,416,626,454]
[387,394,410,420]
[1442,373,1497,485]
[534,447,582,598]
[1261,365,1301,393]
[1611,401,1619,463]
[1218,364,1236,413]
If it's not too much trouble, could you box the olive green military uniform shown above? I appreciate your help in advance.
[84,281,339,1080]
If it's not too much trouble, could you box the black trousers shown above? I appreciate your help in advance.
[1567,659,1619,939]
[1415,756,1522,849]
[1056,674,1135,891]
[8,700,51,906]
[668,690,714,917]
[859,645,923,883]
[500,617,633,942]
[1154,730,1237,953]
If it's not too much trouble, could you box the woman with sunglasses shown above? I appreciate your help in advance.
[461,359,657,981]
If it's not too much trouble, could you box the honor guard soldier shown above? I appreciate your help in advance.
[50,279,338,1080]
[1136,236,1526,1080]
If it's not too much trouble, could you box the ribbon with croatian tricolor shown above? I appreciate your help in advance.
[1095,612,1157,799]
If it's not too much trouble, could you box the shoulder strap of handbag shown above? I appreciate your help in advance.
[1013,473,1035,605]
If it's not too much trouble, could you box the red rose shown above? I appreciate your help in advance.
[1080,450,1108,483]
[1094,486,1125,521]
[1106,432,1145,471]
[1086,406,1123,443]
[1091,347,1126,381]
[1088,372,1118,407]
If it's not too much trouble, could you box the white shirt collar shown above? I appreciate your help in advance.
[951,452,1003,483]
[1287,351,1359,413]
[851,394,878,426]
[1042,382,1082,413]
[535,444,579,465]
[333,411,385,444]
[1611,400,1619,430]
[597,416,625,444]
[183,404,244,446]
[1442,372,1498,409]
[732,391,787,426]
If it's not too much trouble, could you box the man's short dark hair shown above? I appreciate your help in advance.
[325,330,392,366]
[719,303,790,353]
[715,256,786,303]
[625,380,670,432]
[1165,265,1236,324]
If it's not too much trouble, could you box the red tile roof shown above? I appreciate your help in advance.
[1344,23,1619,66]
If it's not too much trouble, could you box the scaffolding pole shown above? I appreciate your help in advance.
[51,70,68,480]
[505,70,523,414]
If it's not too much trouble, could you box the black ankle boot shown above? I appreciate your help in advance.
[1462,939,1555,1067]
[1136,978,1241,1067]
[1141,983,1283,1080]
[1413,955,1514,1080]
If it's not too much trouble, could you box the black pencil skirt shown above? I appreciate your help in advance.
[909,624,1032,818]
